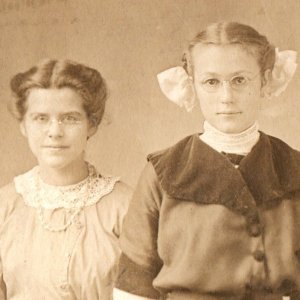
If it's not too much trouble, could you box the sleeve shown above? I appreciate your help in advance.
[0,186,10,300]
[0,258,6,300]
[113,288,156,300]
[115,162,163,299]
[112,182,133,238]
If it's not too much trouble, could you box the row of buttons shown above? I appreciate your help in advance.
[246,211,266,262]
[59,217,84,292]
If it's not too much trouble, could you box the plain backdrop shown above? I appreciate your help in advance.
[1,0,300,188]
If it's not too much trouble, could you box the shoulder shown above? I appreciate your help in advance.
[0,182,18,199]
[147,134,198,164]
[0,182,23,226]
[0,182,20,207]
[112,181,133,200]
[98,180,133,237]
[109,180,133,212]
[146,134,205,198]
[260,133,300,192]
[147,134,200,181]
[266,133,300,164]
[96,178,133,215]
[106,180,133,204]
[268,133,300,151]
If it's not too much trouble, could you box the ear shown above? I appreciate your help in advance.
[19,121,27,137]
[87,124,98,139]
[260,69,272,98]
[262,69,272,86]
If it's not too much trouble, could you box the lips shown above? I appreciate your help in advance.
[43,145,69,149]
[217,112,242,115]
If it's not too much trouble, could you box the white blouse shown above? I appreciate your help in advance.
[0,164,132,300]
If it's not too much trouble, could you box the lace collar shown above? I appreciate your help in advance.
[14,163,120,209]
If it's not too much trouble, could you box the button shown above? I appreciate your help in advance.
[253,250,265,262]
[263,284,273,293]
[240,205,249,215]
[75,222,83,230]
[247,212,260,225]
[60,283,69,290]
[248,223,262,237]
[278,279,296,293]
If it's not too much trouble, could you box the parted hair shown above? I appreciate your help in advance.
[184,22,276,76]
[9,59,107,126]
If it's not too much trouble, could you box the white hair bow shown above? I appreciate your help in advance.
[157,49,297,111]
[264,48,297,98]
[157,66,195,112]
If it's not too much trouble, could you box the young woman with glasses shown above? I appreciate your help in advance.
[113,22,299,300]
[0,59,132,299]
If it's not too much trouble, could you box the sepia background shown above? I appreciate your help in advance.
[1,0,300,188]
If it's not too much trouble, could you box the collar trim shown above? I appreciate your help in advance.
[14,163,120,209]
[148,133,300,215]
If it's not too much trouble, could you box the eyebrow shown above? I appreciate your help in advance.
[28,111,84,117]
[197,70,255,77]
[28,111,83,115]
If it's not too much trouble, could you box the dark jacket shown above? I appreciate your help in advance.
[116,132,300,299]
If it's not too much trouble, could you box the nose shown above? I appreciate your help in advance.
[46,119,64,138]
[220,81,234,103]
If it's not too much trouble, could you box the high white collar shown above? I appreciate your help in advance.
[200,121,260,155]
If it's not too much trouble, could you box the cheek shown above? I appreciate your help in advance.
[198,96,216,114]
[25,128,43,145]
[25,134,42,157]
[199,104,216,122]
[244,100,261,121]
[71,129,89,146]
[194,84,205,99]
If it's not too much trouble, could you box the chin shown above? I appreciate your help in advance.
[38,152,86,171]
[39,157,73,170]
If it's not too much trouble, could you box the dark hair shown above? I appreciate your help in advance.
[9,59,107,126]
[184,22,276,76]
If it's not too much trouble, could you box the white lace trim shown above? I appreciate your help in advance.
[14,164,120,209]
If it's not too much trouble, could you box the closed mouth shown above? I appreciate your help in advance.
[217,112,242,115]
[43,146,68,149]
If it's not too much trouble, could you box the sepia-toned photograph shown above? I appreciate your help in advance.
[0,1,300,299]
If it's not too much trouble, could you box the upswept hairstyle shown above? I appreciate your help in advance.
[9,59,107,126]
[184,22,276,76]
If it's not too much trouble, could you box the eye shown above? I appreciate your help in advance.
[203,78,220,86]
[33,114,48,123]
[62,114,81,124]
[231,76,247,85]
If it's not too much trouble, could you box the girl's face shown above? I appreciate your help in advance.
[191,44,265,134]
[20,87,97,172]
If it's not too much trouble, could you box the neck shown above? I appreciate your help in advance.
[200,121,260,155]
[38,160,89,186]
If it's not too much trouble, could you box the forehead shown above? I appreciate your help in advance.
[26,87,85,113]
[191,44,260,75]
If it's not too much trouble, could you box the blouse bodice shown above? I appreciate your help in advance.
[0,165,132,300]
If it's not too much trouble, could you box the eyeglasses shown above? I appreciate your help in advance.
[198,73,260,93]
[27,113,84,127]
